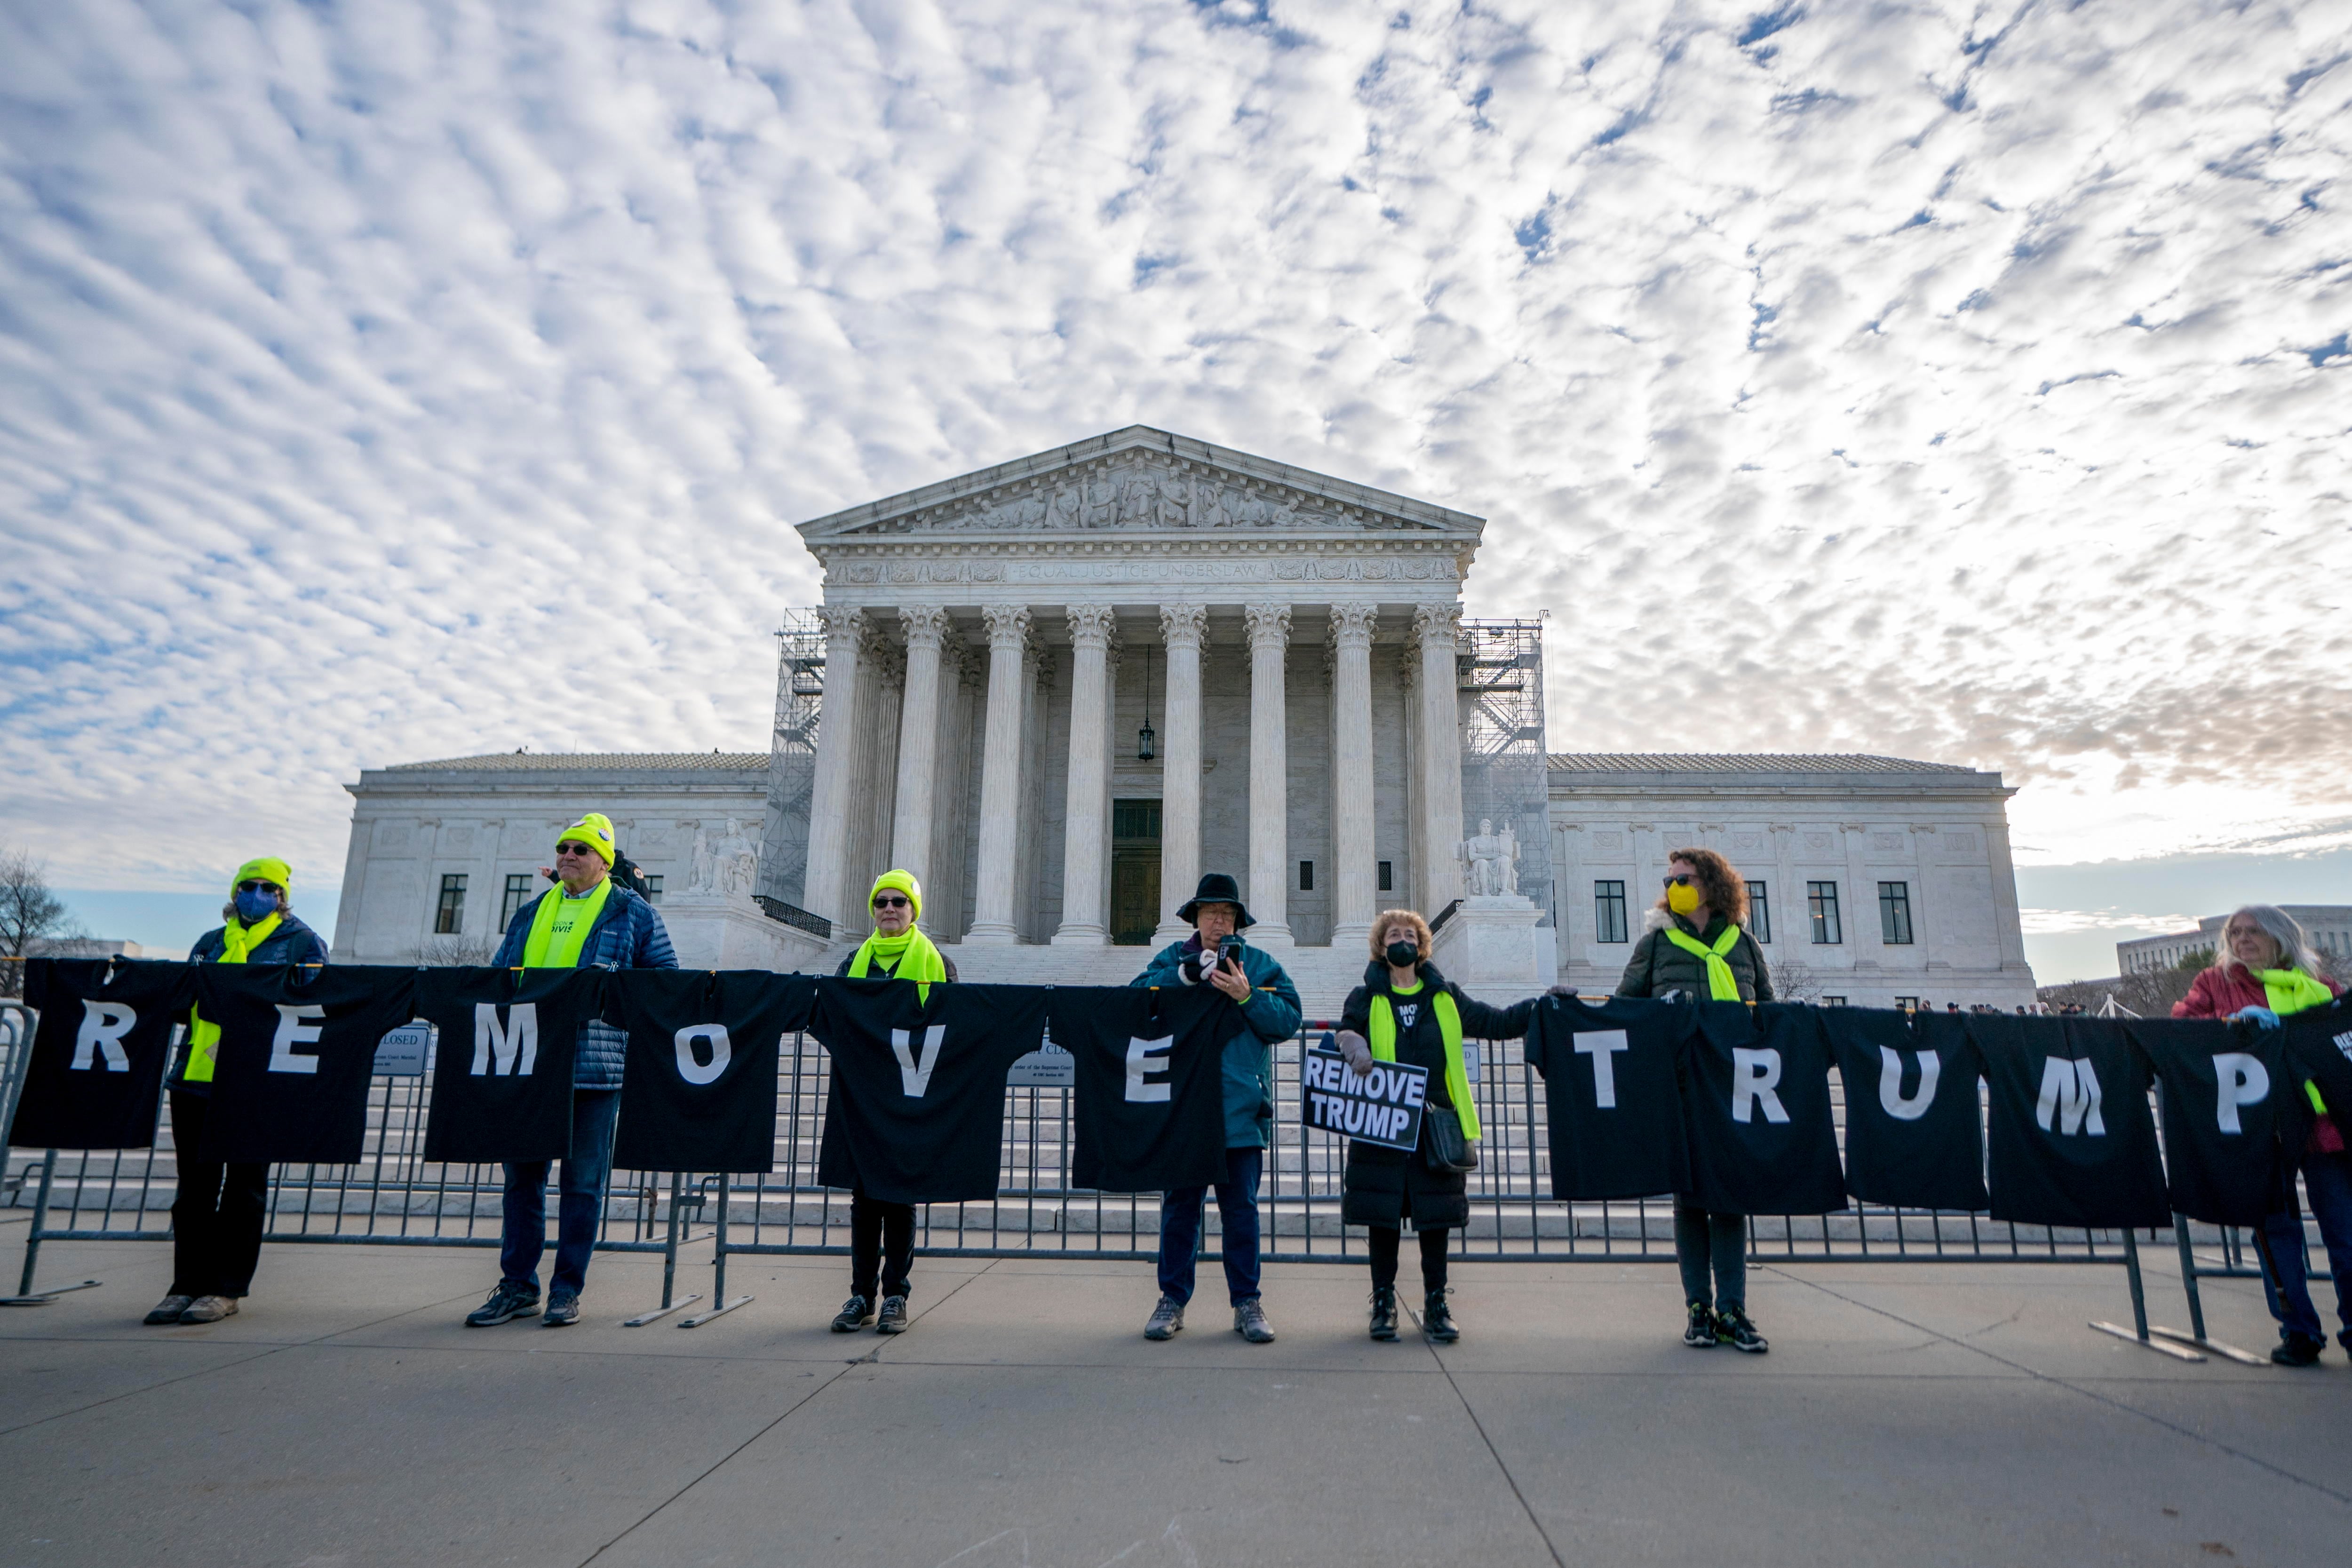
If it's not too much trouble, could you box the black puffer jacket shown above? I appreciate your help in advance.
[1335,960,1537,1230]
[1615,912,1773,1003]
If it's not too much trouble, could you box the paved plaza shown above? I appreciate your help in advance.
[2,1217,2347,1567]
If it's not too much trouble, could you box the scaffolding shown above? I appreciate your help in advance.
[1457,617,1553,926]
[755,609,826,907]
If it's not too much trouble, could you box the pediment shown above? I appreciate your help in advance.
[796,426,1484,545]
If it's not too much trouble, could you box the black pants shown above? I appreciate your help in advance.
[850,1190,914,1301]
[167,1091,269,1298]
[1368,1225,1449,1294]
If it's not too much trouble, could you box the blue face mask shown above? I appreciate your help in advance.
[234,889,279,923]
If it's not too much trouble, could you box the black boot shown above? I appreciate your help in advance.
[1422,1288,1459,1344]
[1369,1285,1399,1341]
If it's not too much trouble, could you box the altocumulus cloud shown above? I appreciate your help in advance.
[1,0,2347,893]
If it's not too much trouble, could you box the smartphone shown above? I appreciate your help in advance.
[1219,935,1245,970]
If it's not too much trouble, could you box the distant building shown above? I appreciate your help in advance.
[24,938,147,958]
[2118,907,2352,976]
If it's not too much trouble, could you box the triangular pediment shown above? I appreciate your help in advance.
[796,426,1484,545]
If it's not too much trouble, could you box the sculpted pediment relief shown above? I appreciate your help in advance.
[797,428,1483,545]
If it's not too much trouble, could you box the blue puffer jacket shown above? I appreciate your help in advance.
[1130,936,1302,1149]
[188,911,330,968]
[491,882,678,1090]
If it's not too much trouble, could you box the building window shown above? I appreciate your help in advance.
[1377,860,1393,892]
[1595,880,1629,944]
[434,874,468,935]
[1879,882,1915,945]
[1747,881,1772,944]
[1298,860,1314,892]
[1821,995,1848,1007]
[643,875,663,905]
[1808,881,1842,945]
[501,873,533,927]
[1896,995,1919,1011]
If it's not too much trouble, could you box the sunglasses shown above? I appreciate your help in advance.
[872,895,911,910]
[556,842,596,857]
[235,880,280,895]
[1663,874,1694,888]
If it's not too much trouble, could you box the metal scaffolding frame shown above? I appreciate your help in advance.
[755,609,826,907]
[1458,617,1553,925]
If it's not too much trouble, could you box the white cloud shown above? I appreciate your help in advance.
[1,0,2348,895]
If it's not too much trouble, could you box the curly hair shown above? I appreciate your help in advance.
[1369,908,1433,964]
[1655,847,1748,926]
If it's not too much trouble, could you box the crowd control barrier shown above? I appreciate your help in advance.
[1,995,2330,1359]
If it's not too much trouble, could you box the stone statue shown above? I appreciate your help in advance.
[1458,818,1519,899]
[713,818,757,899]
[688,822,717,894]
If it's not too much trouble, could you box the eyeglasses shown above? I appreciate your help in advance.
[872,895,911,910]
[1663,874,1694,888]
[235,881,280,895]
[556,842,596,857]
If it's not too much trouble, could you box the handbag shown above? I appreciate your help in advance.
[1424,1103,1478,1175]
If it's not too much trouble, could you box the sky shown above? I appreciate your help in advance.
[2,0,2348,979]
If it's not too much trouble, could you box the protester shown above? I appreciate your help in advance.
[466,814,676,1329]
[829,869,959,1336]
[1331,910,1549,1343]
[2174,904,2347,1364]
[1615,847,1774,1353]
[144,858,329,1327]
[1129,872,1300,1344]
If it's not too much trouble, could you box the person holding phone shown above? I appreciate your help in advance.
[1128,872,1301,1344]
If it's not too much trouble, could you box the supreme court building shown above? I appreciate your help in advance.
[331,427,2037,1014]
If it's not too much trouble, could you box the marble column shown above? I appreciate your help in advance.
[801,606,866,928]
[889,606,949,886]
[1245,603,1294,945]
[1414,604,1466,911]
[1328,605,1378,947]
[1155,603,1207,939]
[964,605,1031,944]
[1054,606,1118,945]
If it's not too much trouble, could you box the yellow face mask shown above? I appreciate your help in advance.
[1667,881,1703,917]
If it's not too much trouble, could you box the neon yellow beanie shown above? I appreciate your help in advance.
[870,868,922,922]
[233,856,292,891]
[556,813,618,866]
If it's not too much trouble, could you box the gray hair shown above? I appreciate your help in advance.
[2214,904,2323,978]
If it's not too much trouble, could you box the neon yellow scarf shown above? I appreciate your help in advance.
[524,878,613,969]
[183,911,284,1084]
[2258,968,2333,1017]
[1664,922,1745,1002]
[848,924,948,1003]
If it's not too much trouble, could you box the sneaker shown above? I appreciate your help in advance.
[2272,1331,2325,1366]
[1716,1305,1768,1353]
[144,1294,194,1326]
[179,1296,238,1324]
[1144,1295,1185,1341]
[876,1296,909,1334]
[1234,1296,1276,1344]
[1368,1285,1399,1342]
[1422,1288,1459,1345]
[464,1281,540,1327]
[1684,1301,1718,1348]
[830,1295,875,1332]
[540,1288,580,1327]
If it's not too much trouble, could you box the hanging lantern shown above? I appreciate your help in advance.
[1138,645,1157,761]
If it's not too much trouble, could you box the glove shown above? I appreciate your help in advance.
[1547,984,1579,999]
[2235,1005,2281,1030]
[1335,1030,1375,1075]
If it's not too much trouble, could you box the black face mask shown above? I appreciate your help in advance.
[1385,940,1420,970]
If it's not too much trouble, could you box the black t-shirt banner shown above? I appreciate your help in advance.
[813,979,1047,1204]
[2281,1002,2352,1128]
[8,958,192,1150]
[1972,1014,2169,1231]
[1054,985,1237,1193]
[192,966,418,1165]
[611,971,816,1173]
[1522,996,1691,1201]
[1826,1010,1988,1212]
[1682,1003,1847,1216]
[2140,1016,2284,1226]
[416,967,598,1165]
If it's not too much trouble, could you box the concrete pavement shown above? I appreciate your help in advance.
[2,1221,2347,1567]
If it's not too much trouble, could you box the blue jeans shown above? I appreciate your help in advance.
[2257,1150,2352,1344]
[1157,1147,1263,1307]
[500,1089,621,1297]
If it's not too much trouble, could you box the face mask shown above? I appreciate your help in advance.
[1667,882,1702,917]
[234,889,279,923]
[1385,939,1420,969]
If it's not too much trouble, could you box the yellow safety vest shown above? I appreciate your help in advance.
[1367,981,1479,1140]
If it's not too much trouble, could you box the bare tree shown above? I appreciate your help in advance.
[2039,977,2122,1013]
[2114,947,2212,1019]
[1771,955,1824,1004]
[414,934,500,967]
[1,848,83,997]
